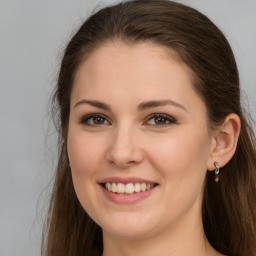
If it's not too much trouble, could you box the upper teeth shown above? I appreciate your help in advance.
[105,182,154,194]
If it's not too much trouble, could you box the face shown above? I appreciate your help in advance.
[67,42,214,240]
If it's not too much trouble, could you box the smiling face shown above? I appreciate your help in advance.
[67,41,214,240]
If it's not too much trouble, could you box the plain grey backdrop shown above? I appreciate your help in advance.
[0,0,255,255]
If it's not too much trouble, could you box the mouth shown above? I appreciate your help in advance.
[99,178,159,204]
[100,182,158,194]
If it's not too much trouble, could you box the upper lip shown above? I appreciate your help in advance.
[98,176,158,185]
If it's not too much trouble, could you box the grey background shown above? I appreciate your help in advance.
[0,0,255,255]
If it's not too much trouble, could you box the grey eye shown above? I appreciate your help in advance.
[90,117,106,125]
[146,114,176,126]
[81,114,110,126]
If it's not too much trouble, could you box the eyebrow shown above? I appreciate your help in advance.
[73,99,187,112]
[74,99,111,111]
[138,99,187,112]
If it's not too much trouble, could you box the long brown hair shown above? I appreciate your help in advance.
[42,1,256,255]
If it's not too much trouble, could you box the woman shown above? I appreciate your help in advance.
[42,0,256,255]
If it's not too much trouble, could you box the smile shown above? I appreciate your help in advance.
[104,182,155,194]
[99,177,158,204]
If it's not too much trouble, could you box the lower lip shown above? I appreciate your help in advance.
[100,185,157,204]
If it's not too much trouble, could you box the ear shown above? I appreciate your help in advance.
[207,113,241,171]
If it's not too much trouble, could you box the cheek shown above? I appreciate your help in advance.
[146,128,210,185]
[67,129,107,178]
[146,130,210,219]
[67,129,106,216]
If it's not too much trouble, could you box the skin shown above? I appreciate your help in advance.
[67,41,226,256]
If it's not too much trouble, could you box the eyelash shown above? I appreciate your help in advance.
[145,113,176,126]
[80,113,110,126]
[80,113,176,127]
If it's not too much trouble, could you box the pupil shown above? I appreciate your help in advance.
[155,117,166,124]
[94,117,104,124]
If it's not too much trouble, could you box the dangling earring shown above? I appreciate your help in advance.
[214,161,220,183]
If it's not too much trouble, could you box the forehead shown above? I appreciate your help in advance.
[73,41,192,87]
[71,41,203,111]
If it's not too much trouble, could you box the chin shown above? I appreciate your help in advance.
[98,212,158,239]
[103,225,154,240]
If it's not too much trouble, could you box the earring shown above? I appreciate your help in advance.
[214,161,220,183]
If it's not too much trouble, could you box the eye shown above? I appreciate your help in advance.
[81,114,110,126]
[145,114,176,126]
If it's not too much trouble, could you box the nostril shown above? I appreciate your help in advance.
[107,157,140,169]
[106,136,144,167]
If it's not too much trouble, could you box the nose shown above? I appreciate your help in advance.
[106,125,144,169]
